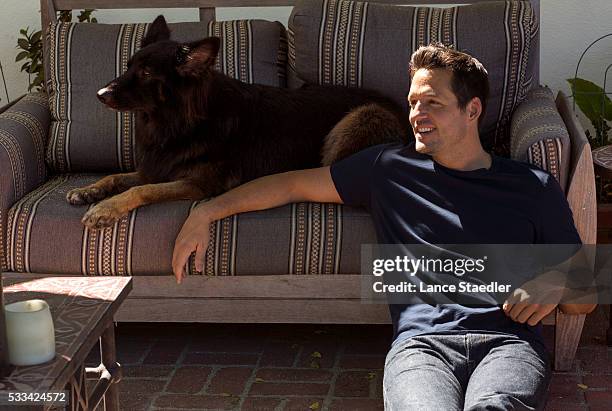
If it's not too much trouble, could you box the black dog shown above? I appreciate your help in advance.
[67,15,407,228]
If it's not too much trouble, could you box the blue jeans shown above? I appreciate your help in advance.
[383,333,551,411]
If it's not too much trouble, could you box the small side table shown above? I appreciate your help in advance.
[593,144,612,180]
[0,275,132,410]
[592,145,612,346]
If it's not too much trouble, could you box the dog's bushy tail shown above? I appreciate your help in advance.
[321,104,406,166]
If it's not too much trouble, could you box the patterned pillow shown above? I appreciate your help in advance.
[510,86,570,191]
[288,0,539,154]
[45,20,287,173]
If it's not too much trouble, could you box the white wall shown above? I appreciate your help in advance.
[0,0,610,127]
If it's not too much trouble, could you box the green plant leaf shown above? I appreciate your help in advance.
[20,62,30,71]
[31,31,42,44]
[15,51,29,62]
[58,11,72,23]
[567,78,612,122]
[17,38,29,49]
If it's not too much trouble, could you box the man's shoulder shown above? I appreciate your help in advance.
[494,155,556,189]
[377,142,425,165]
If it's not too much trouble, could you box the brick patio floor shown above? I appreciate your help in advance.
[87,306,612,411]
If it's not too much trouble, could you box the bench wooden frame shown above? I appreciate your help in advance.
[35,0,594,371]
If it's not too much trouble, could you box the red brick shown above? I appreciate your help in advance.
[544,401,587,411]
[296,342,339,369]
[118,392,152,411]
[339,355,385,369]
[330,399,384,411]
[167,366,213,393]
[334,371,372,397]
[285,397,325,411]
[123,365,174,379]
[118,379,166,395]
[208,367,253,395]
[155,394,240,409]
[546,393,586,405]
[184,352,259,366]
[189,337,264,353]
[116,339,154,364]
[548,374,581,396]
[585,391,612,409]
[143,340,186,365]
[256,368,333,382]
[343,340,390,355]
[240,397,283,410]
[249,382,330,396]
[260,341,300,367]
[579,350,612,373]
[582,374,612,389]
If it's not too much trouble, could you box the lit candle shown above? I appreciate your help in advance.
[4,299,55,366]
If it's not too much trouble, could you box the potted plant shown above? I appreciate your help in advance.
[15,9,97,93]
[568,77,612,242]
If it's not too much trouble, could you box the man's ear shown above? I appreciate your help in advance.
[467,97,482,122]
[141,15,170,48]
[176,37,221,77]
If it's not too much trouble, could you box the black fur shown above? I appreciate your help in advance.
[97,15,409,197]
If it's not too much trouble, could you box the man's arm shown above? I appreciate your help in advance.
[172,167,341,282]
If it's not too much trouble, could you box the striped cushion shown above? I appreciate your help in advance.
[288,0,539,155]
[0,92,50,271]
[510,86,570,191]
[5,175,375,276]
[46,20,287,173]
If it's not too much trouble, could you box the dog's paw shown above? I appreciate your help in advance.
[67,186,108,205]
[81,202,124,229]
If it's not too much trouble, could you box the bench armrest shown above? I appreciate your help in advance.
[0,92,51,270]
[555,91,597,245]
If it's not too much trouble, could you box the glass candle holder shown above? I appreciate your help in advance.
[4,299,55,366]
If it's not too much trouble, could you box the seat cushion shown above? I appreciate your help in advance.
[5,175,375,276]
[45,19,287,173]
[510,86,570,191]
[288,0,539,155]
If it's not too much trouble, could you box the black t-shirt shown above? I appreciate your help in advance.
[330,143,581,345]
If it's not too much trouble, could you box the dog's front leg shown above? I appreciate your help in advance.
[81,180,205,229]
[66,172,142,205]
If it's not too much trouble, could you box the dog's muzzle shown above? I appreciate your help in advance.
[96,87,114,105]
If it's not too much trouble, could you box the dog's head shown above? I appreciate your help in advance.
[97,15,220,112]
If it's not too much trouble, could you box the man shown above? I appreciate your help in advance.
[172,44,595,410]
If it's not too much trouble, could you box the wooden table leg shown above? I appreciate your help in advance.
[100,323,120,411]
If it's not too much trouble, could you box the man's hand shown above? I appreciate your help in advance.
[172,207,211,283]
[170,167,341,283]
[502,271,566,326]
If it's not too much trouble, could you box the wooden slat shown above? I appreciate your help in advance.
[41,0,57,94]
[52,0,530,10]
[199,7,215,22]
[557,91,598,245]
[554,90,593,371]
[116,297,391,323]
[130,275,366,299]
[554,311,586,371]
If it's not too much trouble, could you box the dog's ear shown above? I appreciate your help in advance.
[141,15,170,47]
[175,37,220,77]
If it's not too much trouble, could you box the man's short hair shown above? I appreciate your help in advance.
[409,43,490,126]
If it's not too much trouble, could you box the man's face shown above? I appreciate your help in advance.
[408,68,471,156]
